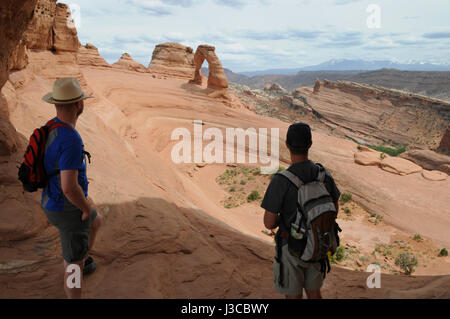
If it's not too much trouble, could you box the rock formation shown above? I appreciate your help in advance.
[354,151,381,166]
[7,40,29,72]
[380,156,423,176]
[148,42,195,78]
[355,150,423,176]
[22,0,79,52]
[422,170,448,181]
[0,0,38,155]
[313,78,321,94]
[293,80,450,150]
[264,83,286,94]
[23,0,56,50]
[52,3,80,52]
[438,127,450,155]
[399,149,450,173]
[112,53,147,73]
[77,43,110,67]
[190,45,228,90]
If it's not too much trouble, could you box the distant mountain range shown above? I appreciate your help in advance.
[237,59,450,76]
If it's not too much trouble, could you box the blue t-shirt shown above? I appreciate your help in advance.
[41,117,89,212]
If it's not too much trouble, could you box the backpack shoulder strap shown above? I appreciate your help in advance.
[277,170,303,189]
[45,119,74,132]
[315,163,326,183]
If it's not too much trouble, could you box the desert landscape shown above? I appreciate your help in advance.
[0,0,449,299]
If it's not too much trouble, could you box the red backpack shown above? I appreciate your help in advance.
[18,119,73,192]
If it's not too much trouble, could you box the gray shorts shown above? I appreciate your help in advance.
[274,244,324,296]
[44,206,97,263]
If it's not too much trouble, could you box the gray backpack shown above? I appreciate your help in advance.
[277,165,339,263]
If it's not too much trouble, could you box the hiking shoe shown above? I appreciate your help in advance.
[83,256,97,276]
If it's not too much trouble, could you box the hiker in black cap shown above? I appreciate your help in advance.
[261,123,341,299]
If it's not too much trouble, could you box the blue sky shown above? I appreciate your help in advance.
[63,0,450,72]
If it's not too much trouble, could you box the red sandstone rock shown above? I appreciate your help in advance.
[148,42,195,78]
[422,170,448,181]
[313,78,321,94]
[23,0,56,50]
[77,43,110,67]
[113,53,147,73]
[190,45,228,90]
[52,3,80,52]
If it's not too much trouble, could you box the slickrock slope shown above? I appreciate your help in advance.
[148,42,195,79]
[112,53,147,73]
[1,1,449,299]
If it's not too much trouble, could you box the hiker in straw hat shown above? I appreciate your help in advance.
[42,78,102,299]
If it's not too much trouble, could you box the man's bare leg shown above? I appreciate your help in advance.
[64,260,84,299]
[88,213,102,251]
[305,289,322,299]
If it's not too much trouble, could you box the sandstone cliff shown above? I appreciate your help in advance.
[148,42,195,79]
[23,0,79,52]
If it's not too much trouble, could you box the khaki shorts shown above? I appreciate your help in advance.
[44,207,97,263]
[274,244,324,296]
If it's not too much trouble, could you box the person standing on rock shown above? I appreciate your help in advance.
[261,123,341,299]
[41,78,102,299]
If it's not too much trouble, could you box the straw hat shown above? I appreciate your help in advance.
[42,78,92,104]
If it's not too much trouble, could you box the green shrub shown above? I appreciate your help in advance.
[412,234,423,242]
[438,248,448,257]
[343,207,352,216]
[374,243,393,257]
[247,190,261,202]
[332,246,346,263]
[340,192,352,205]
[240,180,246,185]
[395,252,418,275]
[367,145,406,157]
[359,255,369,263]
[229,187,236,192]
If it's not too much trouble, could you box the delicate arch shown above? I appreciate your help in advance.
[190,45,228,90]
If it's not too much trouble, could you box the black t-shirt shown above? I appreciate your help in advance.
[261,160,341,242]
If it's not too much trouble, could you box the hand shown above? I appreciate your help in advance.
[81,208,92,221]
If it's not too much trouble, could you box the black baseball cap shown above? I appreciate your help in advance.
[286,123,312,153]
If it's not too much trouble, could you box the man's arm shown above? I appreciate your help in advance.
[334,201,339,214]
[60,169,92,220]
[264,210,278,230]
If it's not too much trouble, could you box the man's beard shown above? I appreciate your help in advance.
[76,104,84,117]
